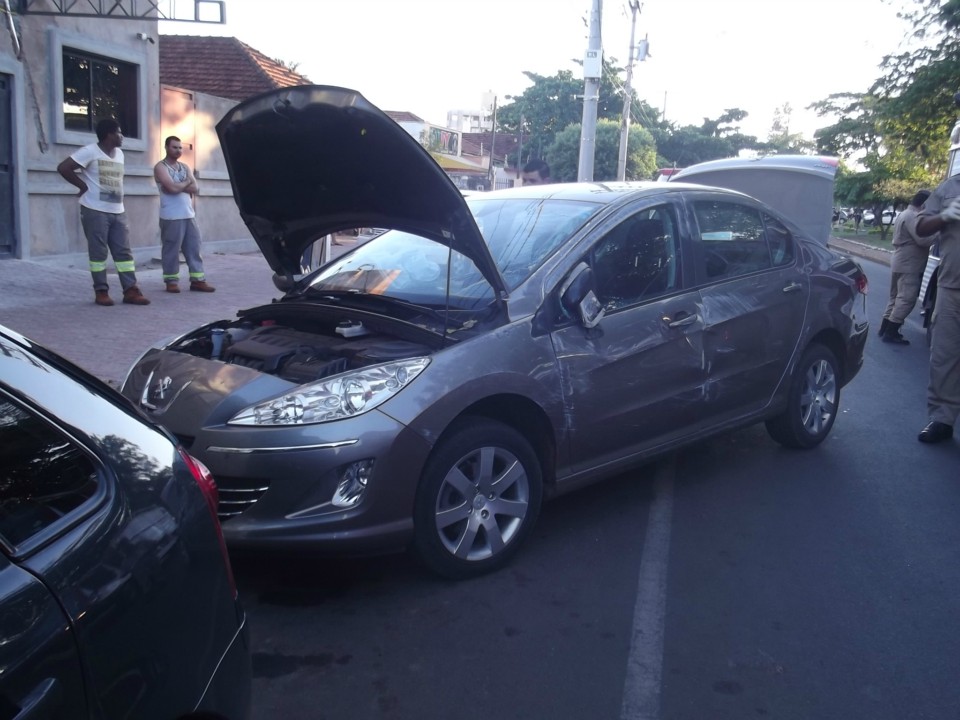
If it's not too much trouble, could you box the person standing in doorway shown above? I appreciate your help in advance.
[57,118,150,306]
[879,189,934,345]
[914,181,960,443]
[154,136,215,293]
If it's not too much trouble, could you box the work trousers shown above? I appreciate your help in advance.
[927,286,960,426]
[80,206,137,292]
[160,217,206,283]
[883,271,922,324]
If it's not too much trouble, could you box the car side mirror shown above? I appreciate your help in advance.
[559,263,605,329]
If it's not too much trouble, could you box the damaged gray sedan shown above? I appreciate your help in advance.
[121,86,868,579]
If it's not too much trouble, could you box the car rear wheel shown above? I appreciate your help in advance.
[765,344,839,449]
[414,418,542,579]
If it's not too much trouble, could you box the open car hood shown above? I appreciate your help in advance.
[216,85,506,293]
[671,155,839,245]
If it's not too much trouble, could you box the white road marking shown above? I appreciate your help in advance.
[620,457,675,720]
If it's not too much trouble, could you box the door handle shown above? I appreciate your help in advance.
[664,312,699,328]
[782,282,803,293]
[10,678,60,720]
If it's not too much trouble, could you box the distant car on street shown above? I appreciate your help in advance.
[120,86,869,580]
[0,324,250,719]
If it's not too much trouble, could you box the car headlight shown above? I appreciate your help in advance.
[227,357,430,426]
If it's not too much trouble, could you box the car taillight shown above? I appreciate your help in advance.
[855,272,868,295]
[178,446,238,599]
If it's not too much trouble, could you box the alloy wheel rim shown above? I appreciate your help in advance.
[434,445,530,562]
[799,359,837,435]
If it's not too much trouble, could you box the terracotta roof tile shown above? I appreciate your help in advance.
[159,35,312,101]
[384,110,426,124]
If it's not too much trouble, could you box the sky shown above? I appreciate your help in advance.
[160,0,912,141]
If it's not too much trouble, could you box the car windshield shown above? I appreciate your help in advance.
[305,197,599,308]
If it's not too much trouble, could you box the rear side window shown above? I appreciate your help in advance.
[0,395,99,548]
[693,201,770,281]
[762,213,795,267]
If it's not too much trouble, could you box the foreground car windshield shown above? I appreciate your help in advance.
[306,196,599,305]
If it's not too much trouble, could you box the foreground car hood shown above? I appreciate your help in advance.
[216,85,506,294]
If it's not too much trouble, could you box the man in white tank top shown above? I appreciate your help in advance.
[154,136,215,293]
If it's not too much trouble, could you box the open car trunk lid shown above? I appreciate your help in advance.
[671,155,839,245]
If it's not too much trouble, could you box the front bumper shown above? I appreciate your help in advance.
[182,411,434,555]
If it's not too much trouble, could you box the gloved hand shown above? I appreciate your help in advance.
[940,197,960,223]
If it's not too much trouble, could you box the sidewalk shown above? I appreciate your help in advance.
[0,236,361,388]
[827,235,892,266]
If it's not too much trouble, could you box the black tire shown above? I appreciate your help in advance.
[413,418,542,580]
[765,344,840,449]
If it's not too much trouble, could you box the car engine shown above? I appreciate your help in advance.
[172,320,433,384]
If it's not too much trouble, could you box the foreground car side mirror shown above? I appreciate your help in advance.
[559,263,605,329]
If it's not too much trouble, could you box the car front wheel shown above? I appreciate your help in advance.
[765,344,840,449]
[414,418,542,579]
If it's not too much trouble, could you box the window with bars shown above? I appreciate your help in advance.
[62,48,140,139]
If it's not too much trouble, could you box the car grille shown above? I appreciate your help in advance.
[214,476,270,520]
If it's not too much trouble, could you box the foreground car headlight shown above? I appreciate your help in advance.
[228,357,430,426]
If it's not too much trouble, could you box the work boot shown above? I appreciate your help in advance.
[877,318,889,337]
[190,280,216,293]
[94,290,114,306]
[165,282,180,293]
[122,286,151,305]
[881,321,909,344]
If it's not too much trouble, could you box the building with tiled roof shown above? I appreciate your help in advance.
[159,35,312,102]
[384,110,426,124]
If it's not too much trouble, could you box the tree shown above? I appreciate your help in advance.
[546,119,657,182]
[497,57,664,167]
[763,103,816,154]
[811,0,960,214]
[650,110,763,168]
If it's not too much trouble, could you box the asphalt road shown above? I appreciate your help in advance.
[2,238,951,719]
[236,255,960,720]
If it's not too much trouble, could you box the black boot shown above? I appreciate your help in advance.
[882,321,910,344]
[877,318,890,337]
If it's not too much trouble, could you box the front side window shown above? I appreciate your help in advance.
[0,394,99,548]
[693,201,770,281]
[62,48,139,138]
[591,205,681,312]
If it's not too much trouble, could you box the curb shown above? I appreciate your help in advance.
[827,236,891,266]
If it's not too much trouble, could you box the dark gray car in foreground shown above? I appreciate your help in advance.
[0,324,250,718]
[121,86,868,579]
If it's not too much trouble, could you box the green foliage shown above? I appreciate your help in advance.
[546,120,657,182]
[762,103,816,154]
[650,112,764,168]
[496,56,757,172]
[812,0,960,216]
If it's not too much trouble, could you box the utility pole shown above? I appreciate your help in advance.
[516,113,524,186]
[487,96,498,190]
[577,0,602,182]
[617,1,641,181]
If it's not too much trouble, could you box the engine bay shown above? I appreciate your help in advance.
[170,317,434,384]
